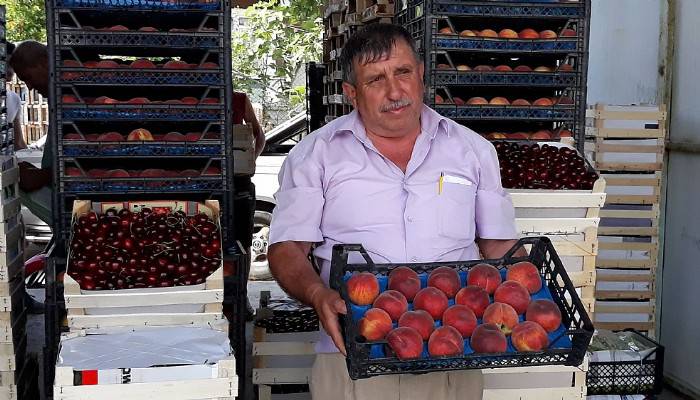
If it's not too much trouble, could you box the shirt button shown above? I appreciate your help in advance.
[406,216,413,222]
[411,257,418,262]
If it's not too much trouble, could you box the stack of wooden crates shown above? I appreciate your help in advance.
[585,104,666,337]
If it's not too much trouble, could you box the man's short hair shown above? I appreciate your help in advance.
[8,40,48,72]
[340,23,421,85]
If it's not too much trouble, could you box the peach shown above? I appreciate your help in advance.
[558,64,574,72]
[203,132,220,140]
[453,97,466,106]
[436,63,452,70]
[163,132,186,141]
[518,28,539,39]
[561,28,577,37]
[164,60,190,69]
[66,167,83,177]
[107,169,130,178]
[203,166,221,175]
[473,65,493,72]
[513,65,533,72]
[507,261,542,294]
[498,29,518,39]
[555,96,574,105]
[63,60,82,68]
[386,327,424,360]
[94,96,119,104]
[388,266,421,301]
[459,29,477,37]
[140,168,166,177]
[413,287,449,320]
[164,99,183,105]
[470,323,507,354]
[467,263,502,294]
[201,62,219,69]
[184,132,202,142]
[427,266,461,298]
[456,64,471,71]
[533,97,554,106]
[62,95,80,104]
[467,97,489,105]
[494,281,531,314]
[359,308,393,341]
[127,128,154,141]
[96,60,120,68]
[558,129,573,138]
[489,97,510,105]
[428,326,464,357]
[483,302,519,335]
[511,321,549,351]
[84,61,99,68]
[201,98,219,104]
[508,132,530,140]
[511,99,531,106]
[64,133,82,140]
[87,169,107,178]
[130,59,157,69]
[455,286,490,318]
[127,97,150,104]
[180,169,200,177]
[530,130,552,140]
[85,134,99,141]
[539,30,558,39]
[534,66,553,72]
[494,65,512,72]
[398,310,435,340]
[486,133,507,139]
[108,25,129,31]
[97,132,124,141]
[526,299,562,332]
[435,95,445,104]
[346,272,380,305]
[373,290,408,321]
[478,29,498,38]
[138,26,158,32]
[438,27,456,35]
[442,305,477,338]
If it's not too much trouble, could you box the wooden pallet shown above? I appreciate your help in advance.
[482,358,588,400]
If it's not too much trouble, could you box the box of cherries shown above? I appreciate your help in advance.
[65,200,223,294]
[330,237,593,380]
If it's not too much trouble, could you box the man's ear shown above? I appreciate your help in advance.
[342,82,357,108]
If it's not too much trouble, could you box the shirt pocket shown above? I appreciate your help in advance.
[437,181,477,241]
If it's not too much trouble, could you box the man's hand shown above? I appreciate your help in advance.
[18,161,52,192]
[307,283,348,355]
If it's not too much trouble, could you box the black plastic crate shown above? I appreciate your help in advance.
[433,104,576,121]
[255,294,320,334]
[57,30,222,48]
[432,70,579,87]
[434,36,579,53]
[60,141,225,157]
[58,68,223,86]
[425,1,585,18]
[61,104,222,121]
[55,0,222,11]
[587,330,664,396]
[329,236,594,380]
[59,175,225,193]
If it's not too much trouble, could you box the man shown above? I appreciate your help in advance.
[9,40,53,224]
[5,43,27,151]
[268,24,520,399]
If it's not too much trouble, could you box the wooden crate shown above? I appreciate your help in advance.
[509,177,606,314]
[585,104,665,336]
[63,200,224,331]
[482,357,588,400]
[252,331,315,400]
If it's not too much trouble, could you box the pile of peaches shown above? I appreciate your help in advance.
[436,63,574,73]
[63,128,218,142]
[484,128,572,141]
[62,59,218,70]
[439,27,577,40]
[346,261,566,361]
[61,95,219,106]
[77,24,217,33]
[65,166,221,179]
[435,95,574,107]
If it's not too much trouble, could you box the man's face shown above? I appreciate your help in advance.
[342,40,424,138]
[15,65,49,97]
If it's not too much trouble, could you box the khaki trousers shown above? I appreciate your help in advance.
[310,353,483,400]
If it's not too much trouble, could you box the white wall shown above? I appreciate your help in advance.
[586,0,661,105]
[660,0,700,395]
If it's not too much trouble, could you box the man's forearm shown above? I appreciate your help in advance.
[268,241,326,306]
[477,238,527,260]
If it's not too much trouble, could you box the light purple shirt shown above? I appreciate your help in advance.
[269,105,518,353]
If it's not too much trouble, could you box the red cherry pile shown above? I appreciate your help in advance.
[495,142,597,190]
[68,207,221,291]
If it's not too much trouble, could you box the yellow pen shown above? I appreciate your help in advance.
[438,172,444,194]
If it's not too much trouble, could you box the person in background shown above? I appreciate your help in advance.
[5,43,27,150]
[9,40,53,225]
[268,24,523,399]
[231,91,265,318]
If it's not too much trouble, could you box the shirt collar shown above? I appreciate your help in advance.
[328,104,450,141]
